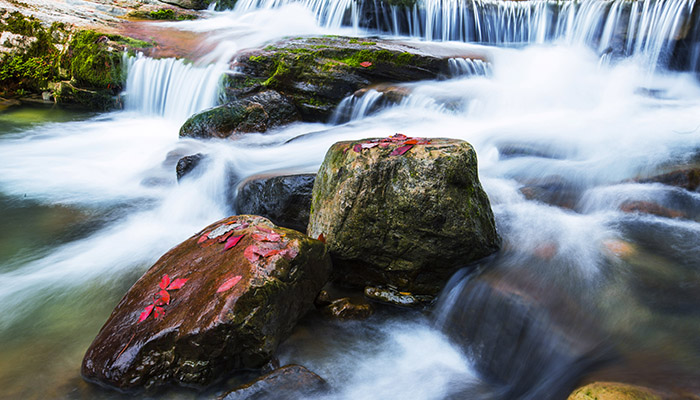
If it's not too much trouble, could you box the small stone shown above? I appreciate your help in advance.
[320,297,374,320]
[220,365,329,400]
[364,286,433,307]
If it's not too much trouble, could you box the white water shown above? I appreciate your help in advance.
[1,1,700,398]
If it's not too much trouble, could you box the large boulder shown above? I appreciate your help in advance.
[227,36,463,121]
[82,215,331,390]
[307,134,500,295]
[235,174,315,232]
[180,91,300,139]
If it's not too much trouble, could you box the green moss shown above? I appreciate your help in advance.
[339,49,414,68]
[348,38,359,44]
[149,9,175,20]
[64,30,123,90]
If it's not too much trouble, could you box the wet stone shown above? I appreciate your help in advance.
[320,297,374,320]
[364,286,433,307]
[219,364,329,400]
[81,215,331,391]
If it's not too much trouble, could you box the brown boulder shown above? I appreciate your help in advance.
[81,215,331,390]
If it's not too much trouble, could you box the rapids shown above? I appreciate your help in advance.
[1,0,700,398]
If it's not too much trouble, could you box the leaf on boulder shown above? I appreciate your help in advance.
[317,233,326,243]
[244,245,262,263]
[167,278,188,290]
[197,233,210,244]
[155,289,171,306]
[360,61,373,67]
[153,306,165,319]
[353,143,362,153]
[252,232,282,242]
[138,305,154,323]
[224,235,245,251]
[159,275,170,290]
[216,275,242,293]
[390,144,413,156]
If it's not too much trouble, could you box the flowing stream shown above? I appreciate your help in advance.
[1,0,700,399]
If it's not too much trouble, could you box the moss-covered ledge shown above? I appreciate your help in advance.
[225,36,459,121]
[0,11,153,110]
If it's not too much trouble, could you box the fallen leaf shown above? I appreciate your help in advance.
[153,306,165,319]
[244,245,262,262]
[224,235,245,251]
[257,226,276,234]
[361,142,379,149]
[317,233,326,243]
[390,144,413,156]
[353,143,362,153]
[197,233,210,244]
[392,133,407,141]
[252,232,282,242]
[159,274,170,290]
[138,305,154,323]
[167,278,188,290]
[404,139,418,145]
[155,289,171,306]
[218,229,235,243]
[281,248,299,260]
[217,275,242,293]
[360,61,372,67]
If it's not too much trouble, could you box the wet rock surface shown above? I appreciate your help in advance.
[364,285,433,307]
[320,297,374,320]
[227,36,461,121]
[176,153,206,180]
[307,135,500,295]
[180,91,300,139]
[82,215,331,390]
[219,364,329,400]
[235,174,315,232]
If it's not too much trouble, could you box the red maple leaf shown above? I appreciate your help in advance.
[159,274,170,290]
[360,61,372,67]
[167,278,188,290]
[138,305,154,323]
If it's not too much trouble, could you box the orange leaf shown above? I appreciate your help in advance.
[317,233,326,243]
[217,275,242,293]
[159,274,170,290]
[197,232,210,244]
[167,278,188,290]
[252,232,282,242]
[138,305,154,323]
[360,61,372,67]
[404,139,418,145]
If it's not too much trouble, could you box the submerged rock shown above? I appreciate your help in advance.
[180,91,300,139]
[567,382,664,400]
[235,174,315,232]
[637,165,700,193]
[82,215,331,390]
[320,297,374,320]
[176,153,206,180]
[307,135,500,295]
[220,364,329,400]
[364,285,433,307]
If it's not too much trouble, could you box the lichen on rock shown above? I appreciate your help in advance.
[308,134,500,295]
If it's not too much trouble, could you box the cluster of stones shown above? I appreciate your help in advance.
[81,132,501,396]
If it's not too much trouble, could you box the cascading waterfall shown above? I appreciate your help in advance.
[233,0,696,70]
[124,54,226,120]
[448,57,492,76]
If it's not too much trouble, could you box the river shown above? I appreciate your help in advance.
[1,0,699,398]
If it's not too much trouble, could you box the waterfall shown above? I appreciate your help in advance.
[124,54,226,120]
[448,57,492,76]
[329,89,386,123]
[233,0,697,69]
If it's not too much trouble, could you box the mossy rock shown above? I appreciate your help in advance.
[53,81,121,111]
[568,382,665,400]
[307,135,500,295]
[159,0,237,10]
[179,90,300,139]
[228,36,451,121]
[82,215,331,390]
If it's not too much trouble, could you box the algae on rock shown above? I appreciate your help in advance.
[308,136,500,295]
